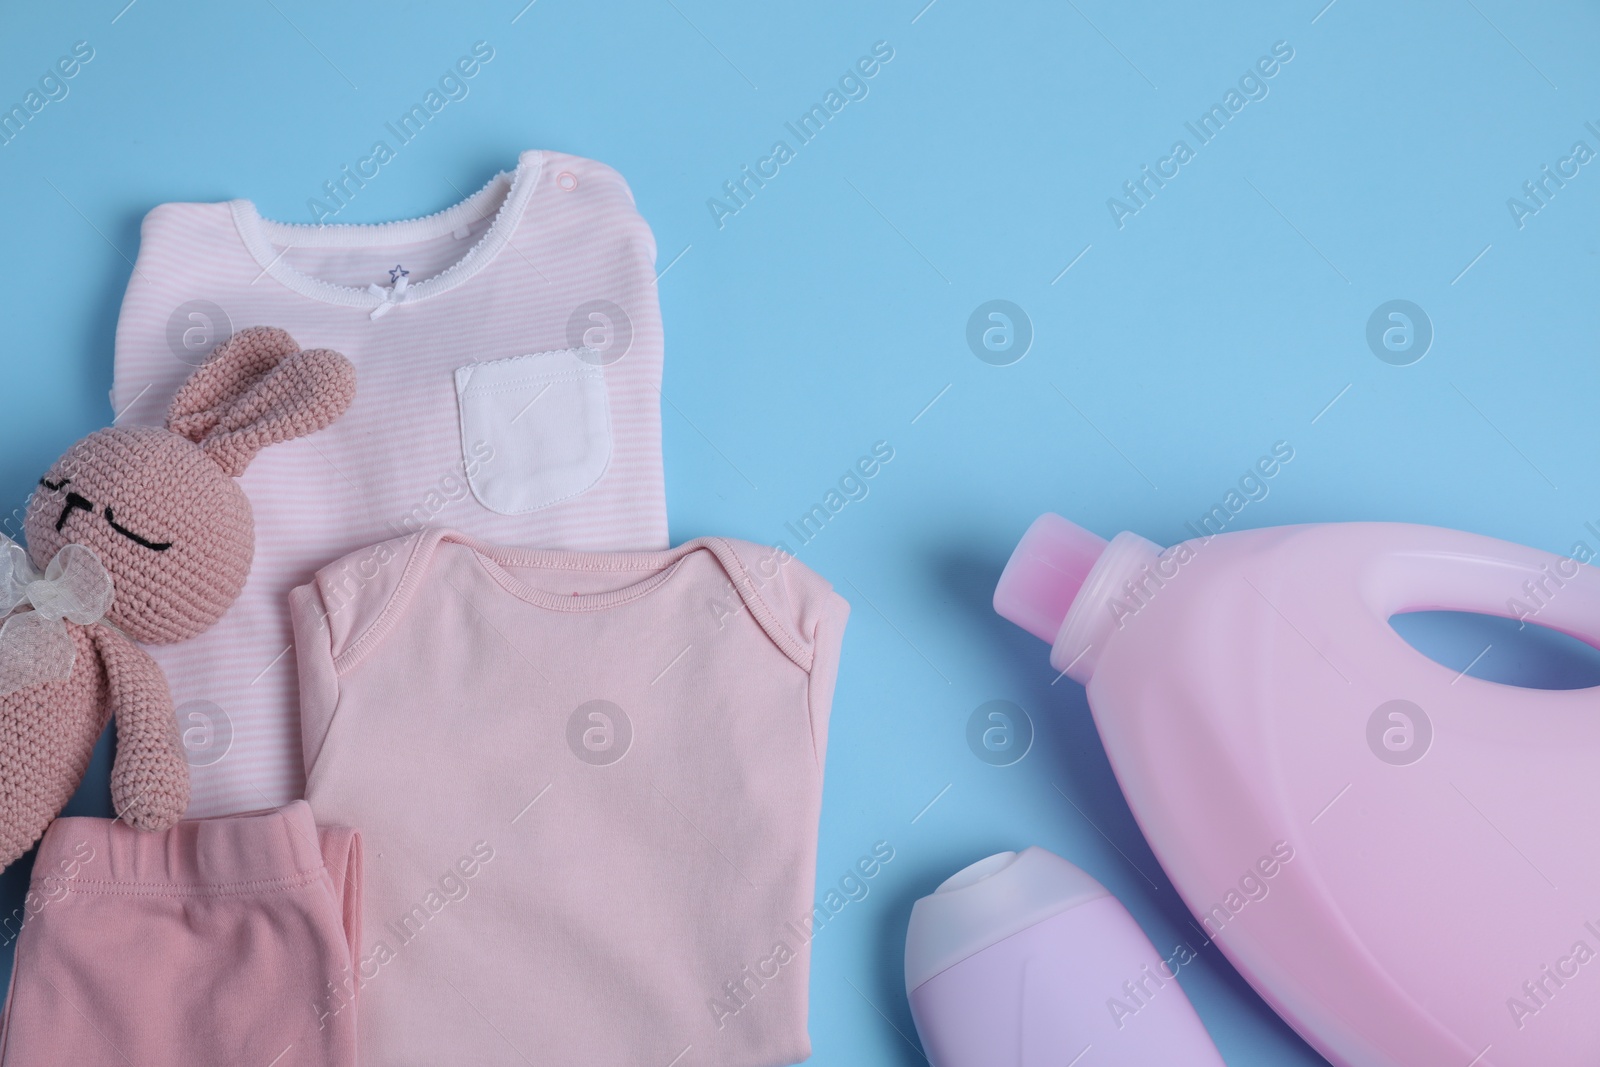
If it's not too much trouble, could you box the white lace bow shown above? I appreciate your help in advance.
[0,535,114,697]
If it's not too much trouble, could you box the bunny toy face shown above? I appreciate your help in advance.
[22,326,356,645]
[26,426,253,645]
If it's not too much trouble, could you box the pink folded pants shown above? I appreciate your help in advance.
[0,800,360,1066]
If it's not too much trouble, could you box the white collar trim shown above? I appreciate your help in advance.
[229,149,545,310]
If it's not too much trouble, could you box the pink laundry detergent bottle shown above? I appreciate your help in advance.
[995,514,1600,1067]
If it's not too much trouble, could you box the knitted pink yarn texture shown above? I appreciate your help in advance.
[0,625,107,866]
[26,426,254,645]
[0,327,356,858]
[95,625,190,832]
[166,325,357,479]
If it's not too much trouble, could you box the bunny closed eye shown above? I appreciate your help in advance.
[103,508,172,551]
[36,478,172,552]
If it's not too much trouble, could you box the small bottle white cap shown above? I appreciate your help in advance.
[904,846,1110,993]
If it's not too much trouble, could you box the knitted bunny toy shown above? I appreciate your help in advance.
[0,327,355,868]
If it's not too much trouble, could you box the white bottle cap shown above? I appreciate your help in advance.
[904,847,1110,993]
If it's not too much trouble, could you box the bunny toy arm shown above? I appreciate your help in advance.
[90,625,190,831]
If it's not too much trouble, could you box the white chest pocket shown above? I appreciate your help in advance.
[454,350,612,514]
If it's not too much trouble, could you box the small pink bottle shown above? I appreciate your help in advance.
[995,514,1600,1067]
[904,847,1225,1065]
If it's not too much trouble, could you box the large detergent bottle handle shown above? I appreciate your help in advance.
[1357,524,1600,649]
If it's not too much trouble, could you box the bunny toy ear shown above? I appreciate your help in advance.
[166,326,357,477]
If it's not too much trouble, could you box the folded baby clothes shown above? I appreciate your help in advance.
[0,801,361,1066]
[290,530,849,1066]
[109,149,668,817]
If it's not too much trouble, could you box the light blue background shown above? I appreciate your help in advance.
[2,2,1599,1063]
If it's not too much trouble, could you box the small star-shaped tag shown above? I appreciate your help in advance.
[388,265,410,284]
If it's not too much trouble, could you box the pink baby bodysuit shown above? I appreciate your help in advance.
[290,530,849,1067]
[110,150,667,817]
